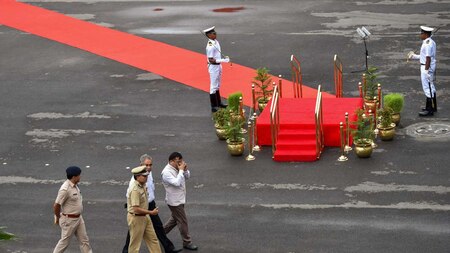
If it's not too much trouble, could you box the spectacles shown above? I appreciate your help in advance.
[144,164,153,167]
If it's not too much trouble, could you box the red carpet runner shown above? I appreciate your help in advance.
[0,0,329,106]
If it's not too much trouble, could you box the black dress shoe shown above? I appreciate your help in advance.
[183,243,198,251]
[171,248,183,253]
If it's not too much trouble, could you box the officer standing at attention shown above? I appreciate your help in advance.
[407,26,437,116]
[126,166,162,253]
[203,26,230,112]
[52,166,93,253]
[122,155,181,253]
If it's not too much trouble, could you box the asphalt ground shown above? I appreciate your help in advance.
[1,0,449,252]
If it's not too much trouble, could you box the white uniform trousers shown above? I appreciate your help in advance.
[208,64,222,94]
[420,65,436,98]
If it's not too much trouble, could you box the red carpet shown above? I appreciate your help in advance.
[256,98,363,162]
[0,0,330,106]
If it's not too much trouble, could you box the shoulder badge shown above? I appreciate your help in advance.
[208,41,213,46]
[426,39,430,44]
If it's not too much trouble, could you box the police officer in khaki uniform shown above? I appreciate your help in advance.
[53,166,93,253]
[127,166,162,253]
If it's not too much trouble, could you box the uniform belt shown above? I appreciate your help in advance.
[62,213,80,218]
[209,62,220,65]
[421,63,425,65]
[128,212,146,216]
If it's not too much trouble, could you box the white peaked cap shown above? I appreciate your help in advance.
[420,26,434,32]
[202,26,215,34]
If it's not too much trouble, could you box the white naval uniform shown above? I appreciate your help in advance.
[411,37,436,98]
[206,39,223,94]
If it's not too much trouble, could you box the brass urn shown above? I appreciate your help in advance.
[354,140,373,158]
[364,98,377,112]
[258,98,270,112]
[226,139,245,156]
[214,124,227,140]
[391,113,401,126]
[377,123,396,141]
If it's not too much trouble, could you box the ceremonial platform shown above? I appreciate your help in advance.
[256,97,363,162]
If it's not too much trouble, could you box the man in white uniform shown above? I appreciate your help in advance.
[203,26,230,112]
[407,25,437,116]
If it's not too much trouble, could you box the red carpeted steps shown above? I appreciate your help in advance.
[274,126,318,162]
[256,97,363,162]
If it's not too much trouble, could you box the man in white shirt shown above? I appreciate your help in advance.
[122,154,181,253]
[161,152,198,251]
[407,25,437,116]
[204,26,230,112]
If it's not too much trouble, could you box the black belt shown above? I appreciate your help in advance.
[128,212,146,216]
[421,63,425,65]
[209,62,220,65]
[62,213,80,218]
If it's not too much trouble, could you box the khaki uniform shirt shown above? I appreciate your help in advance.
[127,180,148,213]
[55,179,83,215]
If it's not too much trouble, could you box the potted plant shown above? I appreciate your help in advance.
[0,226,16,241]
[383,93,404,126]
[377,107,396,141]
[228,91,245,127]
[363,66,380,112]
[252,67,273,112]
[225,111,245,156]
[351,108,375,158]
[212,108,228,140]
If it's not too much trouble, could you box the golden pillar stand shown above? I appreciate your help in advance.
[245,120,255,161]
[239,96,247,134]
[251,84,257,114]
[252,112,261,152]
[368,109,377,148]
[358,82,363,98]
[278,75,283,98]
[338,122,348,161]
[344,112,352,153]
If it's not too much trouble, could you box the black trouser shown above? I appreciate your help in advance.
[122,200,176,253]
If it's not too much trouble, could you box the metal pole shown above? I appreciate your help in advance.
[245,121,255,161]
[358,82,363,98]
[368,109,377,148]
[338,122,348,161]
[278,75,283,98]
[344,112,352,153]
[251,84,257,114]
[252,112,261,152]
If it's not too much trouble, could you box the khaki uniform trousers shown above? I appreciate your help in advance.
[53,215,92,253]
[127,213,161,253]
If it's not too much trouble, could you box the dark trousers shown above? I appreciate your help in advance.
[164,204,192,247]
[122,201,176,253]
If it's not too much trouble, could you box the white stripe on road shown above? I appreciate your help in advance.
[261,201,450,211]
